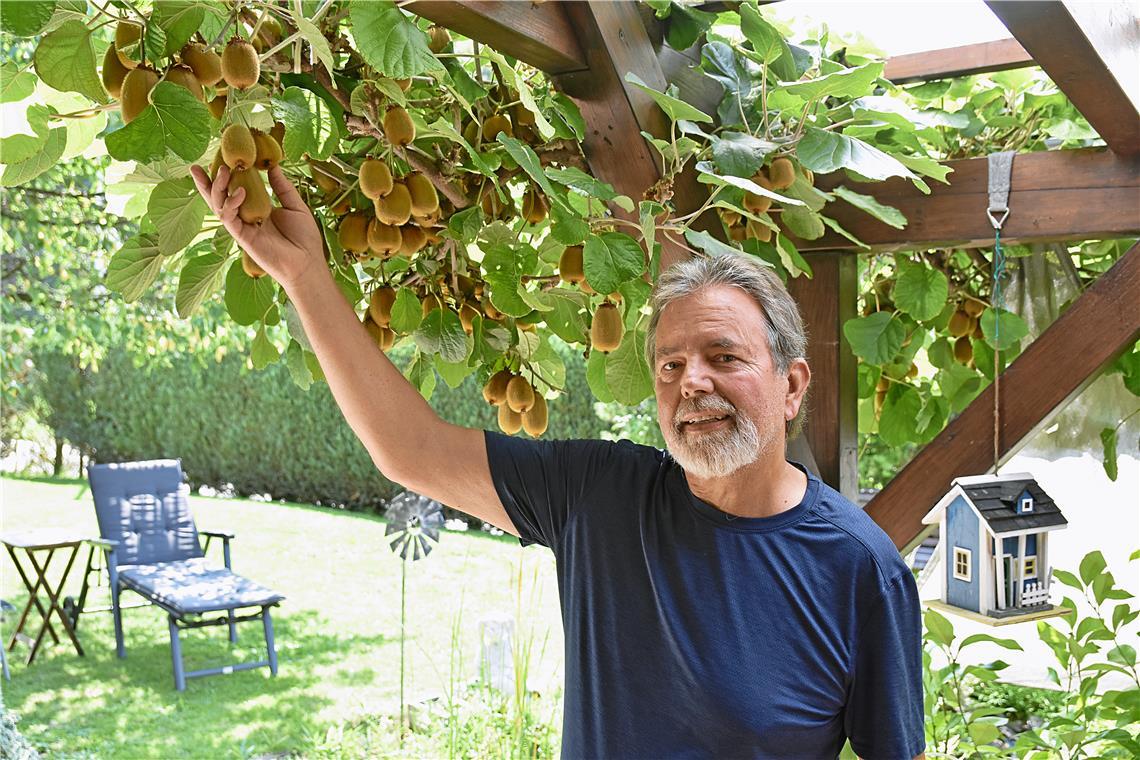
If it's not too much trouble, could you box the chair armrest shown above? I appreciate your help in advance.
[200,531,234,570]
[86,537,119,550]
[200,530,235,540]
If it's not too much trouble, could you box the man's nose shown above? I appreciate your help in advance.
[679,359,714,397]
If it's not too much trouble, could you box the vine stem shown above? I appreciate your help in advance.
[259,31,301,61]
[48,103,120,120]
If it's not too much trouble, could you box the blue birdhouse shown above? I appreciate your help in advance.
[922,473,1068,620]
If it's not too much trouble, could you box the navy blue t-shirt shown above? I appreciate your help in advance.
[484,431,924,759]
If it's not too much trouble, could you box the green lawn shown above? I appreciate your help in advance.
[0,475,564,758]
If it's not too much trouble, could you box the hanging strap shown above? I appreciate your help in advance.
[986,152,1015,473]
[987,151,1016,230]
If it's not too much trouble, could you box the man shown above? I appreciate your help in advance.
[191,164,925,758]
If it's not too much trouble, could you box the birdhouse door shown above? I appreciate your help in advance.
[998,554,1016,608]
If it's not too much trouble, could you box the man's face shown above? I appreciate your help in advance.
[653,285,800,479]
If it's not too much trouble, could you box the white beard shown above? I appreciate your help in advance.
[662,394,769,479]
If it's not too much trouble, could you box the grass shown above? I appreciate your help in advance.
[0,475,564,758]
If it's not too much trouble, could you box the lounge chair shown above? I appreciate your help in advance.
[86,459,284,690]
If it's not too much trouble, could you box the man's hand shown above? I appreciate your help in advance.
[189,164,324,290]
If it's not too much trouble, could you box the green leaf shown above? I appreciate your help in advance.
[780,206,825,240]
[105,82,211,163]
[979,307,1029,351]
[1,104,55,166]
[482,244,532,318]
[39,87,107,160]
[844,312,905,365]
[273,86,339,161]
[924,609,955,648]
[797,128,914,181]
[784,62,884,101]
[1100,427,1119,481]
[1079,551,1108,587]
[550,92,585,140]
[700,40,761,128]
[414,308,469,363]
[625,71,713,124]
[893,259,949,321]
[879,384,922,446]
[543,289,588,345]
[695,162,801,206]
[711,131,778,177]
[2,0,56,37]
[349,0,443,79]
[292,14,336,77]
[895,153,952,187]
[33,19,106,104]
[106,235,164,303]
[251,327,280,370]
[545,166,633,212]
[660,2,715,50]
[284,341,314,390]
[1107,644,1137,667]
[832,186,906,229]
[1053,568,1083,590]
[428,117,493,175]
[434,354,475,389]
[937,362,983,414]
[148,177,208,255]
[737,2,795,81]
[583,232,646,295]
[587,349,615,403]
[684,228,744,259]
[175,250,227,318]
[389,287,423,334]
[606,328,654,405]
[1,62,37,103]
[151,1,208,56]
[960,633,1023,651]
[224,258,277,325]
[496,134,570,214]
[550,203,589,245]
[486,49,557,142]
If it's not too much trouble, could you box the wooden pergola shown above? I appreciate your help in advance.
[408,0,1140,551]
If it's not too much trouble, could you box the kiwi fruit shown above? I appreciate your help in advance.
[559,245,585,283]
[497,404,523,435]
[874,389,887,414]
[363,315,386,347]
[746,218,773,242]
[720,209,742,227]
[750,170,775,191]
[948,309,972,337]
[252,130,283,171]
[395,78,412,92]
[383,106,415,146]
[102,45,130,98]
[120,66,159,123]
[367,220,403,258]
[728,224,748,243]
[769,157,796,190]
[459,302,480,335]
[114,22,142,69]
[209,149,225,180]
[483,370,512,406]
[972,320,984,340]
[512,103,536,128]
[374,183,412,226]
[483,298,503,320]
[330,195,352,215]
[506,375,536,414]
[221,38,259,90]
[241,250,266,279]
[270,121,286,145]
[876,376,890,393]
[579,278,596,295]
[462,120,480,146]
[962,298,986,318]
[521,394,548,437]
[804,168,815,186]
[207,93,227,119]
[368,286,397,326]
[907,362,919,379]
[405,173,439,216]
[338,213,370,254]
[482,113,513,142]
[310,162,342,194]
[228,169,272,225]
[221,124,257,171]
[591,302,623,353]
[954,336,974,364]
[521,188,548,224]
[163,64,203,101]
[744,191,772,214]
[398,225,427,255]
[181,43,223,87]
[422,295,439,318]
[428,25,451,53]
[360,159,394,200]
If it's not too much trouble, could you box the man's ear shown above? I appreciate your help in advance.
[784,357,810,423]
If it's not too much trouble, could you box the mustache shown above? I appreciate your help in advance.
[672,394,737,431]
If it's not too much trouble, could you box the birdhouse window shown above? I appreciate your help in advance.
[1020,495,1034,513]
[953,547,972,582]
[1024,555,1037,578]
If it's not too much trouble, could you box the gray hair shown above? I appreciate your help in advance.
[645,253,810,435]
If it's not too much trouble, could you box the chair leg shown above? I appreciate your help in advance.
[168,616,186,691]
[111,586,125,659]
[227,610,237,643]
[262,607,278,677]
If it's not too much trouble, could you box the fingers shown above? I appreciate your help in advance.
[189,165,212,203]
[211,165,231,213]
[267,166,308,212]
[219,186,245,225]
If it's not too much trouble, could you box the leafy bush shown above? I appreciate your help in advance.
[0,705,41,760]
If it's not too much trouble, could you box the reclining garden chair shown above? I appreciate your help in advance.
[87,459,284,691]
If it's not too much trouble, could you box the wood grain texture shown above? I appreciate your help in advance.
[987,0,1140,155]
[785,253,859,499]
[884,38,1033,84]
[405,1,586,74]
[867,242,1140,550]
[791,149,1140,251]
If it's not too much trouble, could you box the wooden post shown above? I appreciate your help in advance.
[785,253,859,500]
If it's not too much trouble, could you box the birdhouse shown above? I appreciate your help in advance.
[922,473,1068,622]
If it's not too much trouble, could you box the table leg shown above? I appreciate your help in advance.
[30,544,85,662]
[6,546,60,651]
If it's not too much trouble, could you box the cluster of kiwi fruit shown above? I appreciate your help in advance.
[555,245,625,353]
[101,21,260,124]
[947,297,987,366]
[482,369,548,436]
[719,156,810,244]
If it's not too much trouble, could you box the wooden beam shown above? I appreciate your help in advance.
[883,38,1033,84]
[785,253,859,500]
[986,0,1140,155]
[405,1,587,75]
[867,243,1140,550]
[792,148,1140,252]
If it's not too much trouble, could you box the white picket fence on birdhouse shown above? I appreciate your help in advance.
[1021,572,1051,607]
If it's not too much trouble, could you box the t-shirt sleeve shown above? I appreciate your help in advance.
[483,430,620,549]
[845,571,926,760]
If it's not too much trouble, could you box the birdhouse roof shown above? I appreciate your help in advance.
[922,473,1068,535]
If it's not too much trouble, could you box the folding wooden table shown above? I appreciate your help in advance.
[2,529,90,665]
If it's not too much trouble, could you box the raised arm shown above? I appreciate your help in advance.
[190,164,516,535]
